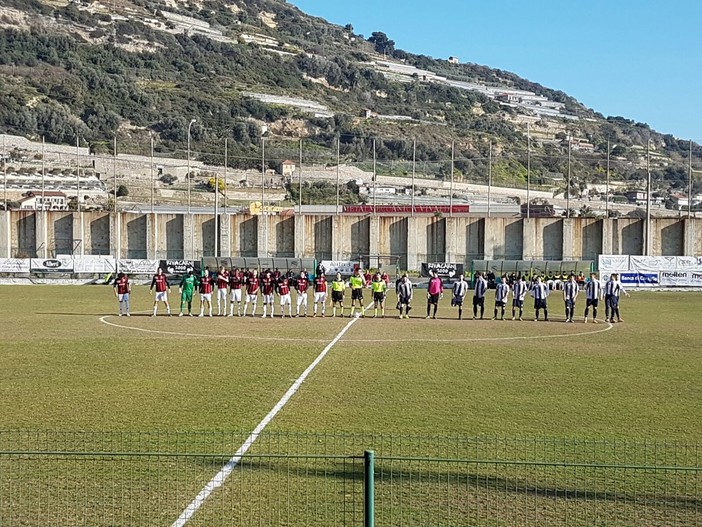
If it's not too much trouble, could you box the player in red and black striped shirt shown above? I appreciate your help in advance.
[295,271,310,317]
[150,268,171,316]
[113,272,131,316]
[228,268,244,317]
[216,266,229,316]
[261,271,276,318]
[198,268,215,317]
[277,275,293,318]
[243,270,260,317]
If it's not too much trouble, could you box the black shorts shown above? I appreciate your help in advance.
[331,291,344,303]
[452,295,464,307]
[495,300,506,308]
[564,299,575,310]
[373,292,385,302]
[586,298,599,307]
[351,289,363,301]
[512,299,524,308]
[398,295,412,305]
[534,299,548,310]
[472,296,485,307]
[428,293,440,305]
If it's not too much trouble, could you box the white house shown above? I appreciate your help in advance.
[18,191,68,211]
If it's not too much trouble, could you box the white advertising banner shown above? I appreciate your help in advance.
[659,270,702,287]
[675,256,702,272]
[70,256,117,274]
[118,259,159,274]
[0,258,30,273]
[320,260,358,276]
[629,256,677,272]
[30,257,74,273]
[598,255,630,273]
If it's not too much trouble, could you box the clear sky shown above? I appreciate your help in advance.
[288,0,702,144]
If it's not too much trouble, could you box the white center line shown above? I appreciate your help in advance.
[170,303,371,527]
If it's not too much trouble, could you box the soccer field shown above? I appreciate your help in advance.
[0,285,700,526]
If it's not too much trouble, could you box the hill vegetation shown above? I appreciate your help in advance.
[0,0,700,195]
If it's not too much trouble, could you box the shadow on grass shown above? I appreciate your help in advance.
[189,457,702,512]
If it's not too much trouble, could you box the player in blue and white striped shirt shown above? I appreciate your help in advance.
[530,276,549,322]
[472,272,488,320]
[451,274,469,320]
[604,273,629,323]
[583,273,603,323]
[511,276,528,321]
[562,274,579,323]
[492,276,510,320]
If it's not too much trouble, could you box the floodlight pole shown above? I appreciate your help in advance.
[605,140,610,218]
[187,118,196,214]
[646,138,652,256]
[411,139,416,217]
[449,141,454,218]
[487,141,492,218]
[526,123,531,219]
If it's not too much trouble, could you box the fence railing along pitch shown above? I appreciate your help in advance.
[0,430,699,526]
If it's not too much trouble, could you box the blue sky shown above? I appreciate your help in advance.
[289,1,702,144]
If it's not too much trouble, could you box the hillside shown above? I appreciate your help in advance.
[0,0,701,210]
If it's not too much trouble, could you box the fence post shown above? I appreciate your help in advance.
[364,450,375,527]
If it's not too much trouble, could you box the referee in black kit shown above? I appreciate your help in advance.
[472,271,488,320]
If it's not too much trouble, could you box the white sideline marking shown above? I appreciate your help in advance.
[170,303,372,527]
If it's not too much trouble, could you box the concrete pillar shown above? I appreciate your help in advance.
[146,213,155,259]
[72,212,85,256]
[369,215,380,257]
[522,218,537,260]
[683,219,696,256]
[330,215,340,260]
[219,214,231,257]
[294,214,305,259]
[483,217,501,260]
[445,217,464,262]
[407,216,420,271]
[183,214,194,260]
[601,219,613,255]
[562,218,575,260]
[1,211,10,257]
[35,212,47,258]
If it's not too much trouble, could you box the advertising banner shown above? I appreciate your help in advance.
[629,256,677,272]
[118,259,160,274]
[319,260,358,276]
[30,257,74,273]
[0,258,30,273]
[421,262,464,279]
[158,259,201,277]
[658,270,702,287]
[619,272,659,287]
[598,255,630,273]
[675,256,702,272]
[71,256,116,274]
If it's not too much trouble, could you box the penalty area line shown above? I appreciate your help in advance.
[170,301,373,527]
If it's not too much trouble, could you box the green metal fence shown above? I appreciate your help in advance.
[1,431,700,526]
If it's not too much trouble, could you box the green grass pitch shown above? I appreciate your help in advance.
[0,285,699,440]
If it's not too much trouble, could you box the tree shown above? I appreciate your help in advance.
[207,176,225,193]
[367,32,395,55]
[116,184,129,197]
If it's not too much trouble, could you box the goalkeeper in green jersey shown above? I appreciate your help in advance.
[179,270,198,317]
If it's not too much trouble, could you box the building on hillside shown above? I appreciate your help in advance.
[280,160,296,177]
[623,190,646,205]
[670,194,690,210]
[18,191,68,211]
[448,56,460,64]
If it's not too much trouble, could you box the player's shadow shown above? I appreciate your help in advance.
[36,312,151,317]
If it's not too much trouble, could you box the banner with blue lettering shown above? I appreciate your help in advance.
[620,272,659,287]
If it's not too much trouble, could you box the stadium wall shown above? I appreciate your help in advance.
[0,211,700,267]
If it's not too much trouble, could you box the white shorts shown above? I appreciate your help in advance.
[155,291,168,302]
[314,292,327,303]
[218,288,228,300]
[280,294,291,306]
[200,293,212,302]
[117,293,128,302]
[297,294,308,307]
[246,294,258,303]
[230,289,242,302]
[263,294,274,304]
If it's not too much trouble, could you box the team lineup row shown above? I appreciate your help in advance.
[111,267,630,323]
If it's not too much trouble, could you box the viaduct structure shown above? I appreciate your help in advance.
[1,211,700,268]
